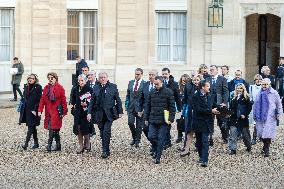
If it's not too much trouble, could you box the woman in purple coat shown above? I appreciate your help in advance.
[253,78,283,157]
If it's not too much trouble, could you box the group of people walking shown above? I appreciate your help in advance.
[15,55,284,167]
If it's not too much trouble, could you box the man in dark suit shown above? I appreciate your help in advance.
[207,65,229,145]
[75,56,88,78]
[144,76,176,164]
[87,72,123,158]
[192,80,219,167]
[139,70,158,146]
[125,68,146,147]
[87,71,100,89]
[161,68,182,149]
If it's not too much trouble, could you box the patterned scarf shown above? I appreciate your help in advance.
[254,88,269,122]
[47,85,56,102]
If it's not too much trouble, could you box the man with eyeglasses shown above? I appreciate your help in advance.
[87,71,99,89]
[125,68,146,147]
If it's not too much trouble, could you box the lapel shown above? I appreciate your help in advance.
[129,80,135,92]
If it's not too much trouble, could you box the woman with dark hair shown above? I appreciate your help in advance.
[180,74,203,156]
[38,72,68,152]
[71,74,93,154]
[176,74,190,143]
[19,74,42,150]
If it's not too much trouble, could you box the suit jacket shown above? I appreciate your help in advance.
[125,79,146,113]
[206,75,229,105]
[192,90,215,133]
[164,75,182,112]
[86,80,100,90]
[140,81,155,111]
[88,82,123,123]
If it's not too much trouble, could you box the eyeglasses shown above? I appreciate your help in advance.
[48,76,54,80]
[262,83,269,86]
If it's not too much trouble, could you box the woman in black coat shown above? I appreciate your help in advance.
[228,83,252,155]
[19,74,42,150]
[71,74,93,154]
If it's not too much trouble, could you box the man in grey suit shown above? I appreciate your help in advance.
[207,65,229,145]
[125,68,146,147]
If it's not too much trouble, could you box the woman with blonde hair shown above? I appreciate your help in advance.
[228,83,252,155]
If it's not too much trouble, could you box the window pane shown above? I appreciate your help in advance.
[0,28,10,45]
[83,12,96,27]
[67,45,79,60]
[67,11,79,27]
[173,13,186,61]
[67,28,79,44]
[158,45,170,61]
[84,45,95,60]
[84,28,95,44]
[157,13,170,61]
[1,10,11,26]
[0,45,10,61]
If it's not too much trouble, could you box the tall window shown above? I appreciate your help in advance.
[156,12,186,63]
[0,9,14,61]
[67,10,97,62]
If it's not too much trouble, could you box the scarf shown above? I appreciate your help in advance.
[254,89,269,122]
[47,85,56,102]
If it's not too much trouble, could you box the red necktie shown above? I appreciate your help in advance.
[134,80,139,92]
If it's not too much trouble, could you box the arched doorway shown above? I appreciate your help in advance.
[245,13,280,82]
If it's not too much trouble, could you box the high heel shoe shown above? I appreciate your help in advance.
[180,151,190,157]
[85,143,91,152]
[76,148,85,154]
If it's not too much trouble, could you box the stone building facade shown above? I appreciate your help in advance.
[1,0,284,94]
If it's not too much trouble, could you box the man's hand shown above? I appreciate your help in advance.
[145,121,148,126]
[212,108,220,115]
[240,115,245,119]
[137,112,143,117]
[31,111,36,116]
[87,114,92,122]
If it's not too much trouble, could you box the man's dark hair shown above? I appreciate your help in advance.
[75,56,81,59]
[235,69,242,74]
[155,76,163,82]
[13,57,18,61]
[210,65,218,69]
[221,65,229,70]
[162,67,170,73]
[135,68,143,74]
[82,65,89,70]
[198,79,209,89]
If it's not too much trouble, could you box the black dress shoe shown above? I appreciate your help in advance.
[246,147,251,152]
[22,144,28,150]
[180,151,190,157]
[10,99,17,102]
[32,144,39,149]
[229,150,236,155]
[154,158,160,164]
[209,139,214,146]
[130,140,135,146]
[201,162,208,167]
[175,138,182,143]
[101,152,110,159]
[135,141,140,148]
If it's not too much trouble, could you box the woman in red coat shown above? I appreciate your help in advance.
[38,72,67,152]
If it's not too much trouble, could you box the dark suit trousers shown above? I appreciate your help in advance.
[196,132,209,163]
[165,124,172,145]
[12,84,23,100]
[98,115,113,153]
[128,111,143,142]
[148,123,168,160]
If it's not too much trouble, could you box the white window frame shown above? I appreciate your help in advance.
[155,11,187,64]
[0,8,14,64]
[67,10,97,64]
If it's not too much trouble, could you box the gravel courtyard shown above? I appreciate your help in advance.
[0,107,284,189]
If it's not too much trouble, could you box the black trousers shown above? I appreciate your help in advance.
[12,84,23,100]
[48,129,60,144]
[25,125,38,144]
[98,116,113,153]
[128,111,143,142]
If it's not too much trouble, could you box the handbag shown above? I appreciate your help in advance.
[57,104,63,118]
[16,98,25,113]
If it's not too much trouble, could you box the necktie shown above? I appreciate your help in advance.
[149,83,153,91]
[134,80,139,92]
[212,78,216,85]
